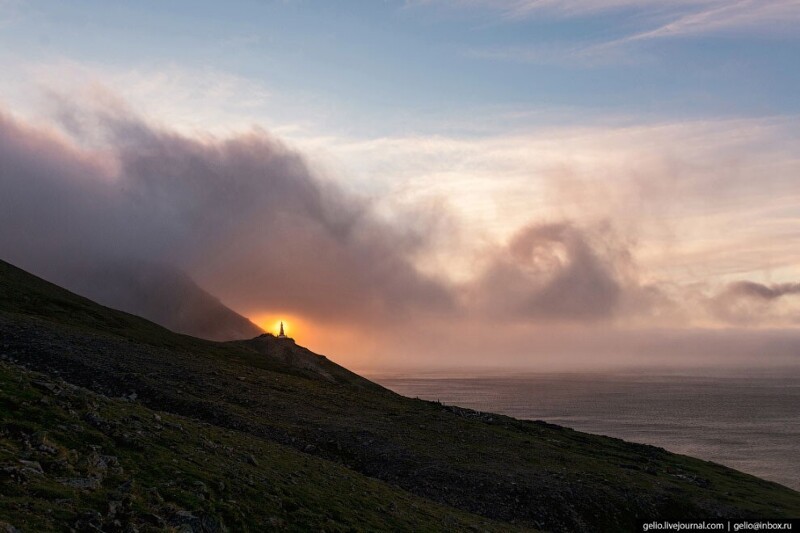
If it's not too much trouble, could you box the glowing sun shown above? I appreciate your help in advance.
[251,313,302,339]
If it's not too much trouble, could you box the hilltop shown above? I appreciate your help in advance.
[10,259,264,341]
[1,258,799,532]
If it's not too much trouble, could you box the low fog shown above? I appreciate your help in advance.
[2,101,799,371]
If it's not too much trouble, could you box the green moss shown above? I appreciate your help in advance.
[0,363,521,532]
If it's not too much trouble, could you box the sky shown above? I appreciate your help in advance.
[1,0,799,372]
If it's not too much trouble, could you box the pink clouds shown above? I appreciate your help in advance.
[468,222,626,320]
[1,98,799,369]
[0,105,454,329]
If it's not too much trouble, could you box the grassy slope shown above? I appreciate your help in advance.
[1,258,799,532]
[0,363,518,532]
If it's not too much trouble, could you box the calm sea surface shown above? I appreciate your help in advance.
[372,370,800,490]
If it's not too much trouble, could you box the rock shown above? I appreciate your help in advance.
[73,510,103,531]
[32,380,57,393]
[0,522,21,533]
[2,461,45,482]
[103,455,122,473]
[246,454,259,466]
[38,443,58,455]
[18,459,44,475]
[58,476,102,490]
[199,515,225,533]
[84,411,105,427]
[68,452,87,470]
[193,480,209,494]
[107,500,121,518]
[143,513,166,527]
[144,486,163,502]
[169,510,202,531]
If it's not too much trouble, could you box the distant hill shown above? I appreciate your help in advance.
[1,258,799,532]
[35,259,264,341]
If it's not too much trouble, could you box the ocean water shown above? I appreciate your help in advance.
[372,370,800,490]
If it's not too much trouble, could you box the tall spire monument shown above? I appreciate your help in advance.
[278,321,287,339]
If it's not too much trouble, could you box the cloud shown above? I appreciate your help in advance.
[622,0,800,41]
[308,117,800,289]
[420,0,800,64]
[1,85,799,367]
[296,115,800,334]
[0,103,454,329]
[408,0,700,19]
[415,0,800,36]
[724,281,800,301]
[374,320,800,372]
[468,222,626,321]
[708,280,800,325]
[0,57,309,141]
[463,42,637,67]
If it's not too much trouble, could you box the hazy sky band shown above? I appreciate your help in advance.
[1,0,798,369]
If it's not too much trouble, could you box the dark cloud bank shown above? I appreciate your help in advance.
[1,103,799,367]
[708,281,800,326]
[469,222,629,320]
[0,105,452,332]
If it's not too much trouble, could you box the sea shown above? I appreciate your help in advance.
[371,368,800,491]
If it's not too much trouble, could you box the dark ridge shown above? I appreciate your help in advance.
[18,259,265,341]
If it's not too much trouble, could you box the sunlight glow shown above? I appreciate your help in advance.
[251,313,304,339]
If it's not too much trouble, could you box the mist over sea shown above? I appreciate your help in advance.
[372,368,800,491]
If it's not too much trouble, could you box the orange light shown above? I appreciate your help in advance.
[251,313,304,339]
[246,312,379,373]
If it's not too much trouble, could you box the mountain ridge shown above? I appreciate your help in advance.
[4,257,263,341]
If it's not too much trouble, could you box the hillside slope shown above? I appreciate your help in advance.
[19,259,264,341]
[0,363,518,532]
[1,258,799,532]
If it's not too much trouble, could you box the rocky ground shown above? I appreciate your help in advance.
[0,362,517,532]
